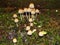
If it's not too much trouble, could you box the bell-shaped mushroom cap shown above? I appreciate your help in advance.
[27,8,31,12]
[24,8,28,12]
[31,10,35,15]
[35,9,40,13]
[18,9,24,13]
[13,14,17,18]
[29,3,35,9]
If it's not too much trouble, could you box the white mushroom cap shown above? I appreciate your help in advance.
[29,3,35,9]
[30,23,33,26]
[29,18,33,22]
[39,31,47,36]
[18,9,24,13]
[27,8,31,12]
[31,10,35,15]
[32,29,36,33]
[13,14,17,18]
[27,30,33,35]
[14,18,19,23]
[32,8,35,11]
[26,26,30,31]
[35,9,40,13]
[24,8,28,12]
[13,38,17,43]
[56,10,58,12]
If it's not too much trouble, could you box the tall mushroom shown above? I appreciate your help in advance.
[27,8,31,18]
[24,8,28,18]
[35,9,40,17]
[18,9,24,20]
[31,9,35,20]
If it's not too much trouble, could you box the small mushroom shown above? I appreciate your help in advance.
[30,23,34,26]
[26,26,30,31]
[13,14,17,18]
[13,38,17,43]
[32,29,36,33]
[39,31,47,36]
[18,9,24,14]
[14,18,19,23]
[27,30,32,35]
[29,18,33,22]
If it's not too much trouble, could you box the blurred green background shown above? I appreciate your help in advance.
[0,0,60,8]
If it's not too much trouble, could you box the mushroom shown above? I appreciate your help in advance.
[14,18,19,23]
[13,14,17,18]
[27,30,32,35]
[18,9,24,14]
[29,18,33,22]
[32,29,36,33]
[35,9,40,18]
[13,38,17,43]
[39,31,47,36]
[26,26,30,31]
[27,8,31,18]
[30,23,34,26]
[29,3,35,9]
[24,8,28,18]
[31,10,35,19]
[18,9,24,20]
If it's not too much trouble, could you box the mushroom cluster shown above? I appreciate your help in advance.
[18,3,40,19]
[11,3,48,44]
[12,3,40,26]
[12,3,47,36]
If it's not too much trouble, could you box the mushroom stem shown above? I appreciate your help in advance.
[31,14,35,20]
[16,23,18,27]
[14,43,16,45]
[20,14,22,21]
[36,13,37,18]
[22,14,24,20]
[26,12,28,19]
[29,12,31,18]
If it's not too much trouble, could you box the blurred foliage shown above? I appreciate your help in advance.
[0,0,60,8]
